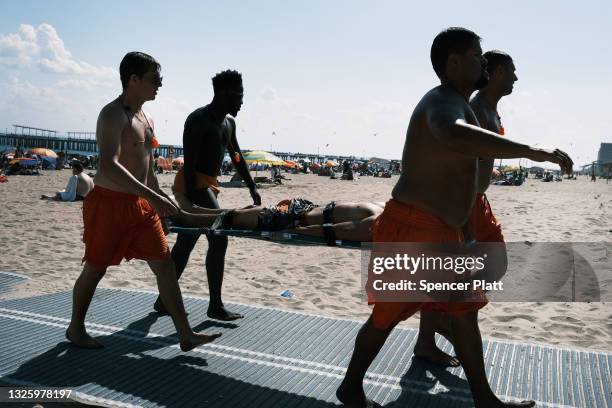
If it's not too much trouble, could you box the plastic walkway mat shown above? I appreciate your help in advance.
[0,281,609,407]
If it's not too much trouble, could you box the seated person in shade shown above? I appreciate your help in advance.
[41,162,94,201]
[172,191,384,243]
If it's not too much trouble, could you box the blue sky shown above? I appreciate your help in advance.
[1,1,610,166]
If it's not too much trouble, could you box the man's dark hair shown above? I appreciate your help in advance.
[72,161,84,172]
[430,27,481,79]
[119,52,161,89]
[212,70,242,93]
[483,50,513,74]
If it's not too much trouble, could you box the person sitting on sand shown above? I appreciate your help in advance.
[40,162,94,201]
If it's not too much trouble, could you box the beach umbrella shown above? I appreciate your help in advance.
[324,160,339,167]
[242,150,285,166]
[40,156,57,169]
[9,157,39,168]
[283,160,299,169]
[30,148,58,158]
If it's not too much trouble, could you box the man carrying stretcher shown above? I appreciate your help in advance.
[335,27,572,408]
[66,52,221,351]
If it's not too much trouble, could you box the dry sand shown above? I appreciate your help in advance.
[0,170,610,351]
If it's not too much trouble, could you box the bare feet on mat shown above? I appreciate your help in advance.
[207,305,243,321]
[413,342,460,367]
[336,383,382,408]
[65,327,104,349]
[153,297,189,316]
[179,332,222,352]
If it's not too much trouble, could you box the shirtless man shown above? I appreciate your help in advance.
[65,52,221,351]
[471,50,517,191]
[154,70,260,321]
[336,28,572,408]
[413,50,519,368]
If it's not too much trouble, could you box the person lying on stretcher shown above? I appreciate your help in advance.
[172,191,384,244]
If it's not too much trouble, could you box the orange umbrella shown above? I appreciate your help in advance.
[283,160,298,168]
[30,148,58,158]
[324,160,338,167]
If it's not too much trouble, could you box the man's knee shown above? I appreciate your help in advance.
[83,263,107,281]
[450,310,478,326]
[148,257,176,277]
[208,235,228,251]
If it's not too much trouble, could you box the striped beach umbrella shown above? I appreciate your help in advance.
[30,148,58,158]
[242,150,285,166]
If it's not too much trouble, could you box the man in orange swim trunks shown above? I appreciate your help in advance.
[336,28,573,408]
[413,50,518,367]
[66,52,221,351]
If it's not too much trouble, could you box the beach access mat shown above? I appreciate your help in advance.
[169,226,363,249]
[0,271,28,297]
[0,273,610,407]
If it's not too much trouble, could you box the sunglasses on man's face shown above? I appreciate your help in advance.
[142,73,163,86]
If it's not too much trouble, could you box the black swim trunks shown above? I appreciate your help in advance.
[257,198,317,231]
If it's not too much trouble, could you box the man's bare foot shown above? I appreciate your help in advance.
[336,383,381,408]
[475,396,535,408]
[65,328,103,349]
[413,342,460,367]
[207,305,243,321]
[179,332,222,352]
[153,297,189,316]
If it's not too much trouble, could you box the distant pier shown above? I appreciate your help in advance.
[0,125,365,163]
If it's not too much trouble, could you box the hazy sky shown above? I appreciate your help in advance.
[1,1,610,166]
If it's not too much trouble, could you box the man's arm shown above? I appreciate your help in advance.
[96,106,176,217]
[426,101,573,172]
[183,115,205,202]
[226,117,261,205]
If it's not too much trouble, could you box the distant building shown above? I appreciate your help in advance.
[596,143,612,176]
[598,143,612,163]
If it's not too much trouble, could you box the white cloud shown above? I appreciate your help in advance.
[258,85,279,102]
[0,23,116,80]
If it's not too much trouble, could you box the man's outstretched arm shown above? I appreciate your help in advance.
[427,101,573,173]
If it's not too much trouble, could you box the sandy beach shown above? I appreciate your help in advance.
[0,170,610,351]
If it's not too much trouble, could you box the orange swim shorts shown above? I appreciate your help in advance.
[369,199,488,330]
[82,186,170,268]
[468,193,504,242]
[173,168,220,197]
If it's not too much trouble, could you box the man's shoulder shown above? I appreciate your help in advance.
[414,86,454,114]
[469,93,487,111]
[185,105,213,126]
[99,99,126,123]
